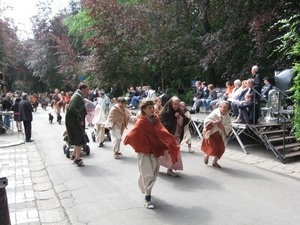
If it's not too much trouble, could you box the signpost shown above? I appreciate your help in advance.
[78,75,85,82]
[191,80,196,87]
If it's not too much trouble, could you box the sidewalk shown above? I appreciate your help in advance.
[0,130,68,225]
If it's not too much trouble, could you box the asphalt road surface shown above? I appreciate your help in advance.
[31,107,300,225]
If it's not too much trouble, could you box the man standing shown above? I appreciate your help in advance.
[19,93,34,142]
[91,88,99,101]
[251,65,261,91]
[65,83,89,167]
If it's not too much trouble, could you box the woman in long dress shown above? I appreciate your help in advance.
[201,101,232,168]
[159,96,190,176]
[85,100,96,126]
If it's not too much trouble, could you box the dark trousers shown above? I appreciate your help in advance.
[23,121,32,141]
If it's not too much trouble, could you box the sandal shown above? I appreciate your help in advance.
[204,155,209,165]
[167,170,178,177]
[74,158,83,164]
[72,157,83,162]
[212,162,222,168]
[116,152,123,155]
[114,155,120,159]
[77,161,85,167]
[71,156,75,160]
[74,159,85,167]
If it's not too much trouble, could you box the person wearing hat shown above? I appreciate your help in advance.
[261,77,273,103]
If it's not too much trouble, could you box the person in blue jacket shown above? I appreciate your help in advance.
[234,94,259,124]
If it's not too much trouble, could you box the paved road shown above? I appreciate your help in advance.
[27,108,300,224]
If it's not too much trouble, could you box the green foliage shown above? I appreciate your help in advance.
[177,89,194,105]
[62,10,96,51]
[292,63,300,139]
[272,15,300,139]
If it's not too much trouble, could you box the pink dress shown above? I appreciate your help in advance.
[85,102,96,125]
[160,116,183,170]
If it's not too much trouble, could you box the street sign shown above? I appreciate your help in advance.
[191,80,196,87]
[78,75,85,81]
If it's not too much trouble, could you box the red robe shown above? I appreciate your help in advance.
[123,114,179,164]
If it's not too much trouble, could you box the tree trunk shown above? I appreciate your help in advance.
[205,66,215,86]
[202,0,215,85]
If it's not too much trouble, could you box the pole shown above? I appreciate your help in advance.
[0,177,11,225]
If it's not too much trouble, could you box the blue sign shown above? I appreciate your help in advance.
[191,80,196,87]
[78,75,85,81]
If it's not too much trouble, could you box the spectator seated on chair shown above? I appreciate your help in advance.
[231,79,258,119]
[129,86,146,109]
[189,81,203,113]
[222,80,234,101]
[224,79,242,114]
[211,80,236,109]
[202,84,217,111]
[126,86,136,105]
[260,77,273,103]
[227,79,243,104]
[146,86,156,100]
[233,94,259,124]
[190,81,208,114]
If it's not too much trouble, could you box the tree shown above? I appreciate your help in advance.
[271,15,300,139]
[0,16,26,92]
[26,0,71,91]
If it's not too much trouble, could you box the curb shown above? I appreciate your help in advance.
[0,140,25,148]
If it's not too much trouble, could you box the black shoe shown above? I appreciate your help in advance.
[99,142,104,147]
[26,139,34,142]
[190,110,195,114]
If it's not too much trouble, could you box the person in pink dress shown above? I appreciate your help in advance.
[159,96,190,176]
[85,99,96,126]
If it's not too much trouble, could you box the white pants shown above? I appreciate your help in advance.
[138,153,160,196]
[110,122,123,154]
[94,124,105,143]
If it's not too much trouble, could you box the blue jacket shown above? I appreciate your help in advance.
[261,83,273,100]
[238,101,259,124]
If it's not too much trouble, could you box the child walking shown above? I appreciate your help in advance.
[124,99,180,209]
[92,104,107,147]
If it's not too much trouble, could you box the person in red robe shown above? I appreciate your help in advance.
[124,99,179,209]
